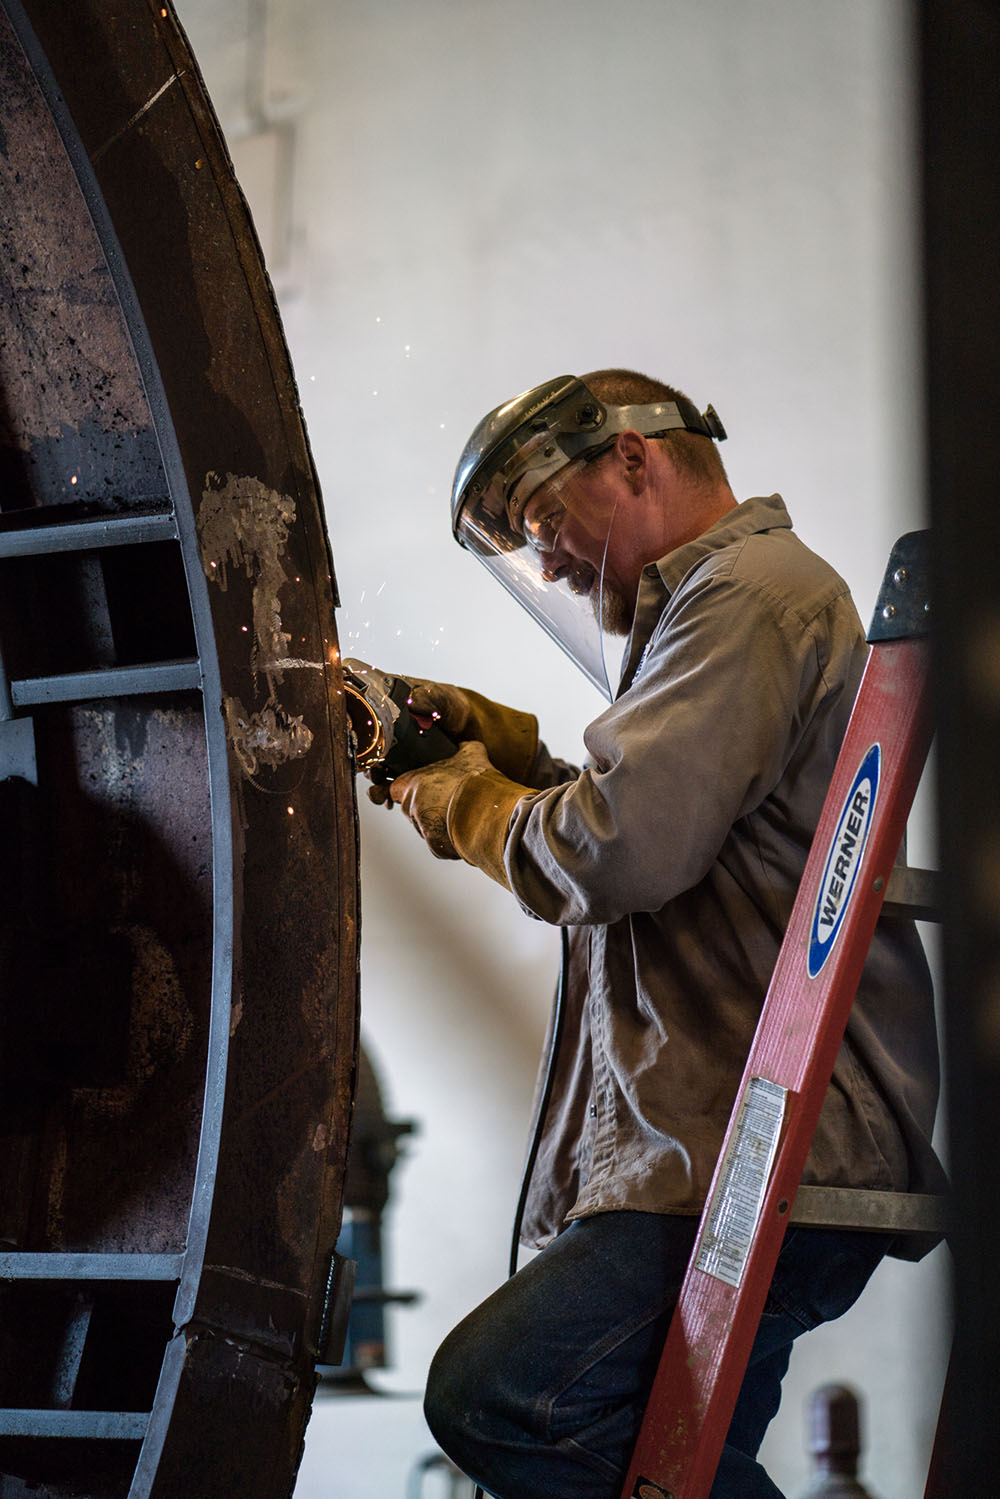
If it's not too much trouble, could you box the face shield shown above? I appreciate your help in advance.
[450,376,726,699]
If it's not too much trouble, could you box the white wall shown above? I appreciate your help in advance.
[176,3,949,1495]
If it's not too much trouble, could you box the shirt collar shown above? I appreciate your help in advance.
[618,495,793,691]
[656,494,792,593]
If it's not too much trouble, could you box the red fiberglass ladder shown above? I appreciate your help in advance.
[621,531,947,1499]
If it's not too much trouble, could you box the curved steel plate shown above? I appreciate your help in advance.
[0,1,359,1494]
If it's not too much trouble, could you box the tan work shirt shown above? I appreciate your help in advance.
[502,496,942,1247]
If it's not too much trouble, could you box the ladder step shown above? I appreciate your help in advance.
[0,1409,149,1439]
[882,865,939,921]
[0,511,177,558]
[0,1252,183,1280]
[789,1186,949,1235]
[10,659,201,707]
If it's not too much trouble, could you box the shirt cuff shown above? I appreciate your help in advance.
[446,767,529,888]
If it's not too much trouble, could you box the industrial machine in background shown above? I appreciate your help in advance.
[0,1,359,1494]
[319,1042,418,1391]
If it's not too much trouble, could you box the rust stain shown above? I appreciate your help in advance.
[72,924,195,1138]
[44,1126,70,1246]
[275,1133,322,1254]
[0,31,151,452]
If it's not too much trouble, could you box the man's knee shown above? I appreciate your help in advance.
[423,1323,465,1449]
[424,1316,495,1462]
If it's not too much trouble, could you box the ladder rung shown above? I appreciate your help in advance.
[0,1252,183,1281]
[0,1409,149,1439]
[790,1186,949,1235]
[0,511,176,558]
[10,659,201,707]
[883,865,939,921]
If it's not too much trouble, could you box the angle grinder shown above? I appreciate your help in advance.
[342,659,457,785]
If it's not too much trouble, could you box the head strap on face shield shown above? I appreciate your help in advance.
[450,376,726,543]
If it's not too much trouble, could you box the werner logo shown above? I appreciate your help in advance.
[808,743,881,978]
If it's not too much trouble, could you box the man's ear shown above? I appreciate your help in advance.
[616,429,649,493]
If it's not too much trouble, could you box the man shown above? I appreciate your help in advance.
[377,370,942,1498]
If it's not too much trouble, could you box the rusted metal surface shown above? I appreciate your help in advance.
[0,1,360,1494]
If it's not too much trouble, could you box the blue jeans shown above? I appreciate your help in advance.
[424,1211,889,1499]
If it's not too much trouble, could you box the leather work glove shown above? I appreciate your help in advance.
[389,740,492,859]
[405,681,538,783]
[390,740,531,888]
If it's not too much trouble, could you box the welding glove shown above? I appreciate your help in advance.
[405,681,538,783]
[390,740,531,888]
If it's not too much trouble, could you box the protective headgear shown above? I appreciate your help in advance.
[451,375,726,697]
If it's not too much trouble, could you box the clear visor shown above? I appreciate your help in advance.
[457,460,621,700]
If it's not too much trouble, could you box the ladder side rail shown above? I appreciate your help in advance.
[622,634,933,1499]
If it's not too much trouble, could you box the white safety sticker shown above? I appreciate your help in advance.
[695,1077,788,1288]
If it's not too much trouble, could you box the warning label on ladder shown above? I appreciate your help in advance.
[695,1077,787,1288]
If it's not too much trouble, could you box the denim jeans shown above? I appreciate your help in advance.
[424,1211,889,1499]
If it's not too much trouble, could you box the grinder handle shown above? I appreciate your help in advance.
[375,676,457,783]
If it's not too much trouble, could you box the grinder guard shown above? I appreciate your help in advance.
[343,659,457,782]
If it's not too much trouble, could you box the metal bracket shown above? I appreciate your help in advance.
[867,530,932,642]
[316,1250,357,1367]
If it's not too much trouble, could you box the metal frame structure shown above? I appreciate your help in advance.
[0,2,359,1494]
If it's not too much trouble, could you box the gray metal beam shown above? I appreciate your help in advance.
[790,1185,949,1236]
[882,865,940,922]
[10,659,201,706]
[0,1411,149,1439]
[0,512,176,558]
[0,1253,183,1280]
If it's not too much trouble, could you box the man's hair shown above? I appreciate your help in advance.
[581,367,729,490]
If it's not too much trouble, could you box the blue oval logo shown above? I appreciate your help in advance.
[808,743,881,979]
